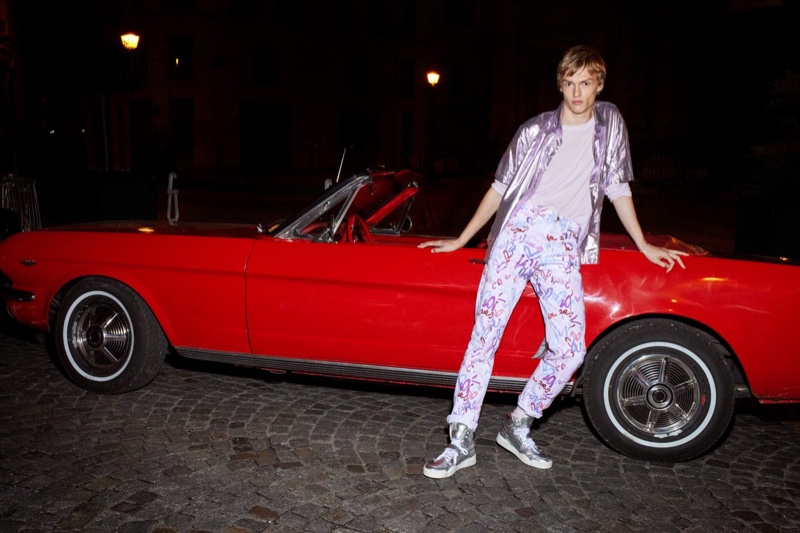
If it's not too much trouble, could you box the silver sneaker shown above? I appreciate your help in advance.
[423,423,476,479]
[496,413,552,469]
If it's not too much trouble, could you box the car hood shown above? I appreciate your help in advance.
[600,233,708,256]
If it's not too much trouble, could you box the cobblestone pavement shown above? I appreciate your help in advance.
[1,318,799,533]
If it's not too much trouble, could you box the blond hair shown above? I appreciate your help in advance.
[557,45,606,86]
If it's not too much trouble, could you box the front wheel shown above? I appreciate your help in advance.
[54,277,167,393]
[583,319,735,462]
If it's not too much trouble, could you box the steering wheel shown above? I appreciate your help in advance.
[344,214,373,243]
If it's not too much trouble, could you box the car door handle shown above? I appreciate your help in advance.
[469,258,485,265]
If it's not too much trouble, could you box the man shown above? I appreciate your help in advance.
[419,45,687,478]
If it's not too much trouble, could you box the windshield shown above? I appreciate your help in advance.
[270,169,419,241]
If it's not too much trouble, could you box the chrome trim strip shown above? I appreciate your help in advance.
[175,347,565,394]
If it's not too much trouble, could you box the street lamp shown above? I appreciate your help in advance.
[120,33,140,50]
[424,71,441,174]
[108,32,141,170]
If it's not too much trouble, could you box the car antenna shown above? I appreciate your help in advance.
[335,147,347,184]
[335,145,354,184]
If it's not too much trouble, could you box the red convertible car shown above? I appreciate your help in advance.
[1,168,798,462]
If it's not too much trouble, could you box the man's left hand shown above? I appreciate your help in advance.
[642,244,688,272]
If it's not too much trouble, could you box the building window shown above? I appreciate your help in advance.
[331,0,354,34]
[400,60,414,98]
[349,57,368,96]
[400,0,416,36]
[369,2,390,37]
[449,62,465,97]
[167,36,193,80]
[169,98,194,151]
[445,0,474,28]
[254,45,278,86]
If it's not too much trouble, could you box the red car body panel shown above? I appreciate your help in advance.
[1,173,798,403]
[245,238,543,377]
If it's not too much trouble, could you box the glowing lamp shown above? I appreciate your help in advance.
[121,33,140,50]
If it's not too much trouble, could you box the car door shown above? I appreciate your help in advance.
[245,235,547,380]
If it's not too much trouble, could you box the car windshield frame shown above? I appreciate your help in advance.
[268,169,419,241]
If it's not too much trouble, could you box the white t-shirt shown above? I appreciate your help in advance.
[492,117,631,233]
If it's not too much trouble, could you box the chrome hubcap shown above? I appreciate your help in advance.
[615,353,702,436]
[71,297,132,376]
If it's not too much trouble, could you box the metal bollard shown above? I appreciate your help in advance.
[166,172,180,226]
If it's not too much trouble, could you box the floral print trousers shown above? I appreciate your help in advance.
[447,202,586,431]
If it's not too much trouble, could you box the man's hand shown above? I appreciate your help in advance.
[418,238,465,254]
[641,243,688,273]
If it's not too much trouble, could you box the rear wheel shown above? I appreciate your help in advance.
[54,277,167,393]
[583,319,735,462]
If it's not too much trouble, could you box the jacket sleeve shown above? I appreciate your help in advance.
[605,108,635,186]
[494,120,540,186]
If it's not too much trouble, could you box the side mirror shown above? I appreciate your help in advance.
[0,208,22,241]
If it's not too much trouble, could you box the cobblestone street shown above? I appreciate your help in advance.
[1,316,799,533]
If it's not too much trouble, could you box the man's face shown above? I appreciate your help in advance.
[559,67,604,124]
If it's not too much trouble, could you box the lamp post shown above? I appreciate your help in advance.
[102,32,141,170]
[425,71,440,175]
[120,33,140,50]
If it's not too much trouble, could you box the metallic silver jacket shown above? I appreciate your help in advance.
[489,101,634,264]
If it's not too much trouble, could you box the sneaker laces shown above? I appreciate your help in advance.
[437,440,469,462]
[511,423,539,452]
[429,446,458,466]
[511,423,529,440]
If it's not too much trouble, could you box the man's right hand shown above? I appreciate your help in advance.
[418,238,465,254]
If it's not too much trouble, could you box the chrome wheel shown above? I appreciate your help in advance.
[66,291,134,380]
[55,278,167,393]
[612,350,702,438]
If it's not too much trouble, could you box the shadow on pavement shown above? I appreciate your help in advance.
[0,307,41,342]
